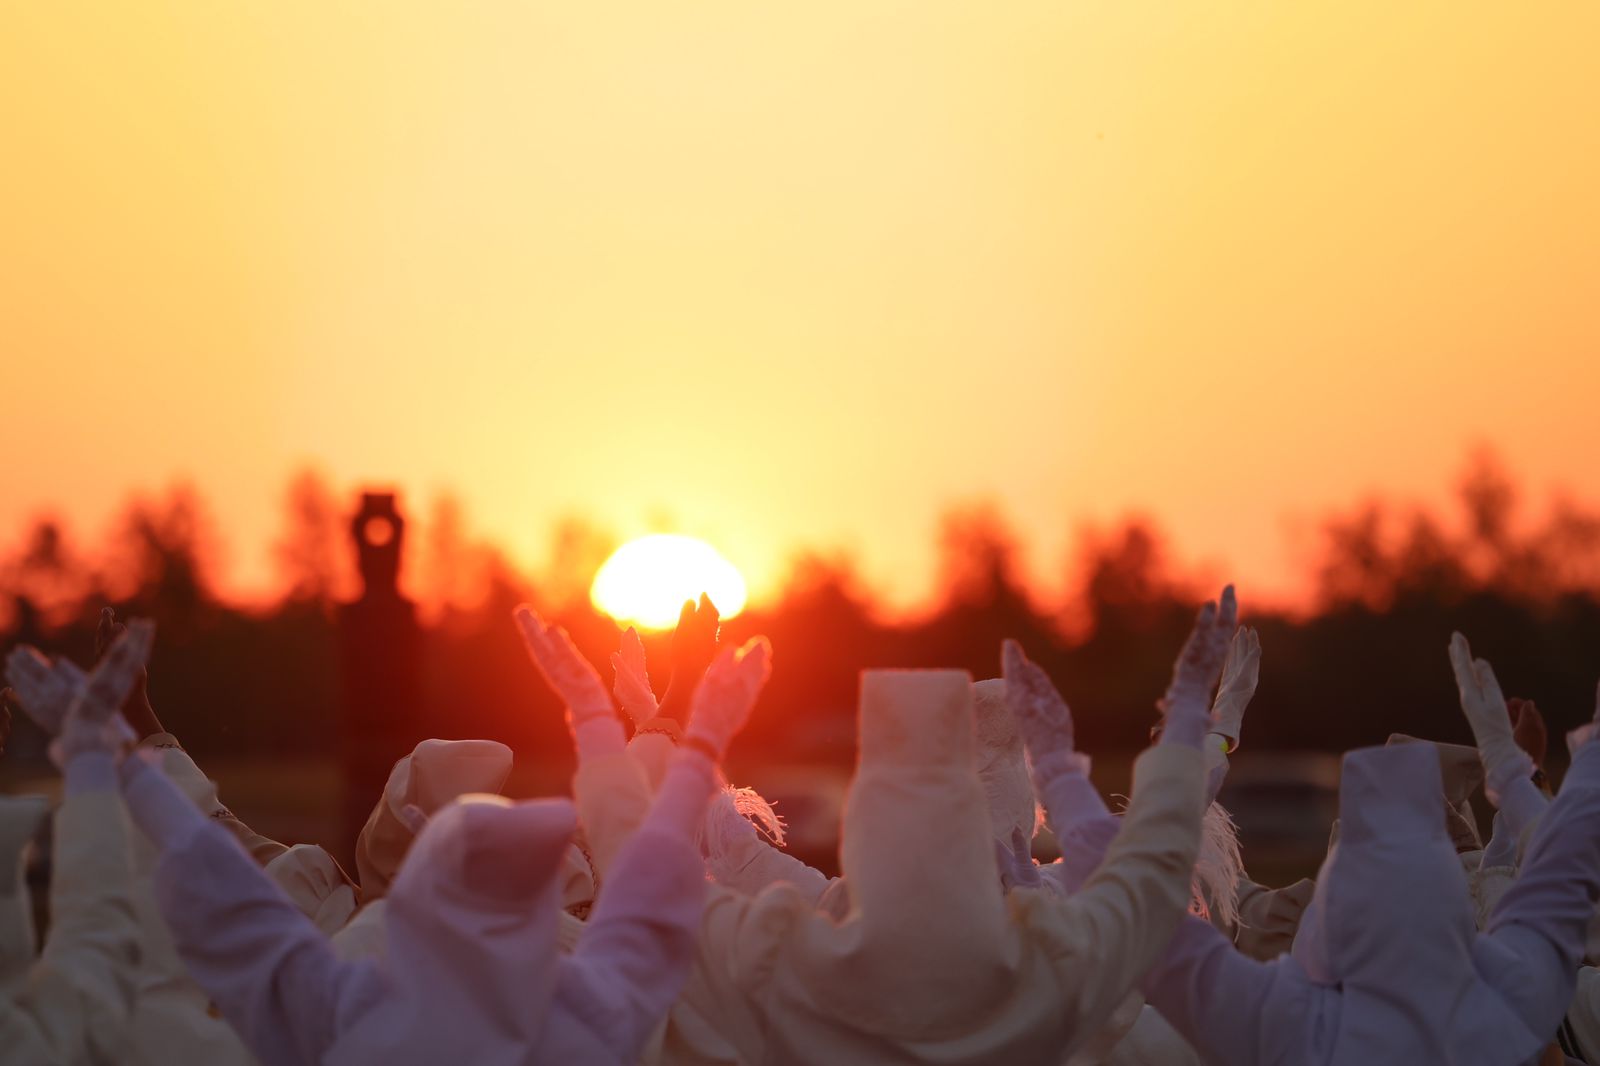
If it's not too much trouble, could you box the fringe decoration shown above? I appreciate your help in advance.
[699,782,787,871]
[1189,800,1244,928]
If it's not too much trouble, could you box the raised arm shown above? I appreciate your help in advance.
[1139,912,1278,1066]
[1158,587,1237,752]
[0,788,47,992]
[614,602,721,789]
[1004,640,1106,838]
[26,609,291,866]
[3,622,150,1065]
[118,753,364,1066]
[139,733,290,865]
[1025,588,1236,1028]
[24,754,143,1065]
[569,638,771,1060]
[93,608,164,741]
[1476,693,1600,1042]
[100,606,292,864]
[614,621,825,899]
[1450,633,1547,839]
[611,626,663,739]
[516,605,627,763]
[656,594,721,727]
[1204,626,1260,804]
[1002,639,1112,894]
[518,608,646,876]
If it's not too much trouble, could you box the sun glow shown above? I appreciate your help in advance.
[590,535,749,629]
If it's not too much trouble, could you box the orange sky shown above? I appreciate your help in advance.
[2,3,1597,612]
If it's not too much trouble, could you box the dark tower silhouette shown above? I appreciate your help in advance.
[337,492,424,849]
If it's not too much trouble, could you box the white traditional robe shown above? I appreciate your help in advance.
[123,736,344,1066]
[117,745,717,1066]
[1141,742,1600,1065]
[0,754,140,1066]
[577,669,1207,1065]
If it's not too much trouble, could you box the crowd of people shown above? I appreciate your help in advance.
[1,586,1599,1065]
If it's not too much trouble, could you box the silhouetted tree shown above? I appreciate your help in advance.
[275,467,346,606]
[115,484,217,623]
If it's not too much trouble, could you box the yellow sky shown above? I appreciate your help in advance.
[2,2,1597,611]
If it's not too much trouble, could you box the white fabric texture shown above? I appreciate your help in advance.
[1,754,141,1066]
[352,738,514,897]
[120,743,714,1066]
[647,669,1208,1065]
[121,741,264,1066]
[265,845,359,938]
[696,678,1031,910]
[1140,742,1600,1065]
[0,795,49,997]
[973,678,1039,848]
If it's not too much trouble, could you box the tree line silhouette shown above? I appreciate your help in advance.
[5,451,1600,783]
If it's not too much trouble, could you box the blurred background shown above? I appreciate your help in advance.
[3,2,1598,886]
[2,457,1596,885]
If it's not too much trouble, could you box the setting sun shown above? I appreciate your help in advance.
[590,535,749,629]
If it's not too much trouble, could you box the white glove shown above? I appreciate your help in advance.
[1160,586,1239,747]
[5,621,153,767]
[1210,626,1260,751]
[610,627,660,727]
[514,606,614,729]
[684,638,771,762]
[1002,639,1089,781]
[994,828,1051,894]
[3,650,87,736]
[1448,632,1534,802]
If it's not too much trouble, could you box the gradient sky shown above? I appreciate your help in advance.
[3,3,1597,611]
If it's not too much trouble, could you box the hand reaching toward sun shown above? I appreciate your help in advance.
[683,637,771,764]
[610,627,660,728]
[659,594,721,727]
[514,605,626,760]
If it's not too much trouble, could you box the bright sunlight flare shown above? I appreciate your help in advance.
[590,535,749,629]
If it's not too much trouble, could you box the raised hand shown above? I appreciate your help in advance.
[1508,697,1548,771]
[1159,585,1239,747]
[1003,639,1105,837]
[683,637,771,762]
[514,605,614,728]
[994,828,1048,893]
[1002,639,1082,772]
[6,619,157,766]
[1209,625,1260,752]
[659,594,721,725]
[610,627,660,727]
[3,648,87,736]
[1448,632,1533,792]
[95,606,164,738]
[54,619,154,763]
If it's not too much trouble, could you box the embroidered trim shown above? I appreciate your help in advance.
[635,717,683,742]
[575,837,600,900]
